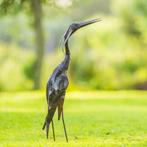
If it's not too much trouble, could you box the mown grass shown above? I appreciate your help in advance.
[0,91,147,147]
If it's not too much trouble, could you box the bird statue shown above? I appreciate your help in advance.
[42,18,100,142]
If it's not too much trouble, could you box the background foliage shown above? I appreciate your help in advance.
[0,0,147,91]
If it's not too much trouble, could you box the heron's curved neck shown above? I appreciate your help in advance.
[60,41,70,71]
[65,41,70,55]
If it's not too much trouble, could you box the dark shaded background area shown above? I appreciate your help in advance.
[0,0,147,91]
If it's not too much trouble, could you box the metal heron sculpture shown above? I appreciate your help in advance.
[42,19,100,142]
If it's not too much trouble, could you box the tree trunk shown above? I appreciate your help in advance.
[31,0,44,89]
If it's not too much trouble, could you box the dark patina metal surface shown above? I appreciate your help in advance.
[42,19,100,142]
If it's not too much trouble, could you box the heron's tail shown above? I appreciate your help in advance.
[42,106,57,138]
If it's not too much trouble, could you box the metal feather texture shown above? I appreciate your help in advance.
[42,19,100,142]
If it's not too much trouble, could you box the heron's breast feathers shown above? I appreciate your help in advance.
[46,74,68,104]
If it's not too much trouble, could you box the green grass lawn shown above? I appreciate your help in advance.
[0,91,147,147]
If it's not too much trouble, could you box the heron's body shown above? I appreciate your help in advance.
[42,19,100,142]
[46,54,70,122]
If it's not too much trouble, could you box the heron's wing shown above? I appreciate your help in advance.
[43,80,58,138]
[44,73,68,136]
[58,75,69,91]
[43,92,59,138]
[43,104,57,138]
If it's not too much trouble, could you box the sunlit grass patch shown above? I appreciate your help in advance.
[0,91,147,146]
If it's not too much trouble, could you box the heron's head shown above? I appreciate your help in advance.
[64,18,101,44]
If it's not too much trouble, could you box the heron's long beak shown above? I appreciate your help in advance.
[78,18,101,29]
[64,18,101,44]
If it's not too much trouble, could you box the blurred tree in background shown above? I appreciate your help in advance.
[0,0,146,91]
[0,0,45,89]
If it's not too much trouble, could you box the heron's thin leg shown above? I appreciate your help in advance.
[51,119,55,141]
[62,110,68,142]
